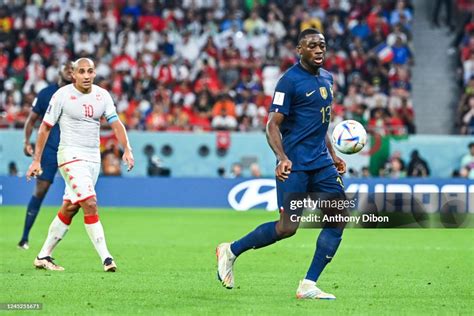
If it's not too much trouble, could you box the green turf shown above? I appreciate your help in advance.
[1,206,473,315]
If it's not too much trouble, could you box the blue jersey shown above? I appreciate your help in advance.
[269,63,334,171]
[32,84,60,162]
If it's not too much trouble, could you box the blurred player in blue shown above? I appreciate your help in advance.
[18,61,73,250]
[217,29,347,299]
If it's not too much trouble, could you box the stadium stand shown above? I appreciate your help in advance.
[0,0,414,135]
[454,1,474,135]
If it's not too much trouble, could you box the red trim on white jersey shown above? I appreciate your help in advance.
[58,159,82,168]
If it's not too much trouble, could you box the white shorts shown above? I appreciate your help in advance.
[59,160,101,204]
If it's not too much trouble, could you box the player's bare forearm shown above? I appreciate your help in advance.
[110,120,132,151]
[23,112,39,156]
[266,112,288,161]
[33,122,51,163]
[325,133,337,160]
[110,120,135,171]
[267,112,292,181]
[326,133,346,174]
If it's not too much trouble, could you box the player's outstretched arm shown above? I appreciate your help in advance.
[325,133,346,174]
[26,122,51,180]
[266,112,292,181]
[23,111,40,156]
[110,120,134,171]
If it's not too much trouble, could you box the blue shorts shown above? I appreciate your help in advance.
[276,164,345,210]
[38,155,58,183]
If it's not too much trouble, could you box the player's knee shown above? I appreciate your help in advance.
[81,197,98,215]
[66,204,80,217]
[60,201,80,218]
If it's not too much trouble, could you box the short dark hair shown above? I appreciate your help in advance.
[297,28,322,44]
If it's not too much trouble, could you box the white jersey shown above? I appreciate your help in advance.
[43,84,118,165]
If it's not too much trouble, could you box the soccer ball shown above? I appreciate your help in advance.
[332,120,367,154]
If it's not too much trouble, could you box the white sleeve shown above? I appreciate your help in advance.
[43,90,62,127]
[103,91,118,123]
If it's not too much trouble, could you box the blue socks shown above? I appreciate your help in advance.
[229,223,343,282]
[305,228,343,282]
[21,196,44,242]
[230,221,280,256]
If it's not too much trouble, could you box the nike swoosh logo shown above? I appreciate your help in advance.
[306,90,316,97]
[326,255,333,259]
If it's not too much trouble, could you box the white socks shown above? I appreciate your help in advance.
[37,215,69,258]
[37,213,112,264]
[85,220,112,263]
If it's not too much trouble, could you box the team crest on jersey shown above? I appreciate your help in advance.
[319,87,328,99]
[96,94,102,101]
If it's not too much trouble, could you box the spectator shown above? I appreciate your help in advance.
[386,108,406,135]
[387,157,406,178]
[250,162,262,178]
[361,166,371,177]
[381,152,406,178]
[9,161,18,176]
[460,95,474,134]
[218,36,241,89]
[244,10,267,35]
[459,166,470,178]
[387,23,408,47]
[397,97,416,134]
[460,142,474,179]
[23,54,46,94]
[432,0,454,30]
[146,102,169,131]
[230,163,242,178]
[391,36,412,65]
[74,31,95,56]
[212,93,236,118]
[266,12,286,40]
[407,150,430,177]
[391,0,413,26]
[211,107,237,131]
[368,108,387,135]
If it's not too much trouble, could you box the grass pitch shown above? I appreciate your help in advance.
[1,206,473,315]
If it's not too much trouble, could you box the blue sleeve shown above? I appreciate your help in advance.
[326,71,334,85]
[269,75,294,116]
[32,89,50,117]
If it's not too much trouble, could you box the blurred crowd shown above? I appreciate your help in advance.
[454,4,474,135]
[0,0,415,134]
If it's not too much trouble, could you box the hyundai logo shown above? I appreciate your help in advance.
[228,179,277,211]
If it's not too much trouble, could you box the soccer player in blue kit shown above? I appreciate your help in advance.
[217,29,347,299]
[18,61,73,249]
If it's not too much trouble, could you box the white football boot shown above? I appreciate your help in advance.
[216,242,236,289]
[34,256,65,271]
[296,280,336,300]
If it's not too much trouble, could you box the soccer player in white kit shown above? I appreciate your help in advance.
[26,58,134,272]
